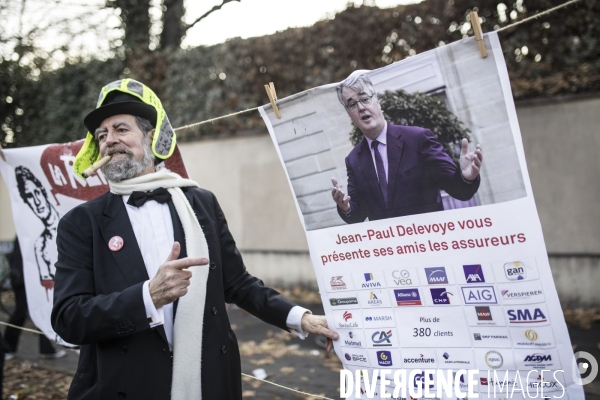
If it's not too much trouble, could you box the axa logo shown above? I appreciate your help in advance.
[504,261,527,280]
[371,330,393,346]
[343,311,353,321]
[507,308,547,323]
[463,264,485,283]
[524,354,552,362]
[425,267,448,284]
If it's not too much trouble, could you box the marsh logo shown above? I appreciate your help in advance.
[461,286,497,304]
[330,276,347,290]
[485,350,504,369]
[371,330,393,347]
[329,297,358,306]
[425,267,448,284]
[394,289,422,306]
[504,261,527,280]
[506,308,548,324]
[377,351,393,366]
[392,269,413,285]
[430,288,452,304]
[463,264,485,283]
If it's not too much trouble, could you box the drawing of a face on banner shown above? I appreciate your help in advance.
[0,140,188,346]
[261,36,526,231]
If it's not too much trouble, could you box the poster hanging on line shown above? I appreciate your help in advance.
[0,140,188,346]
[260,32,583,399]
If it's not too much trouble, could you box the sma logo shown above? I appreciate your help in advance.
[507,308,547,323]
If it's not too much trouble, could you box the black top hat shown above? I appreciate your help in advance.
[83,92,157,134]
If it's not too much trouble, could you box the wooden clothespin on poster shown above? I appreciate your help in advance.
[0,143,6,162]
[264,82,281,119]
[470,11,488,58]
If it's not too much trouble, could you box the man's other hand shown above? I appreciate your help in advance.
[149,242,209,308]
[459,138,483,181]
[331,177,351,212]
[301,314,339,353]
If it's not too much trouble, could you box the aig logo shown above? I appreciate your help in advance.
[391,269,413,285]
[461,286,497,304]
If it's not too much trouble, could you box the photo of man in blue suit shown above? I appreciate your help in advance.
[331,72,483,224]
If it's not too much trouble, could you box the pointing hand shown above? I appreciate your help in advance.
[331,177,351,212]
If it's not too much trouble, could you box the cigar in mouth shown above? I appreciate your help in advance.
[81,155,111,179]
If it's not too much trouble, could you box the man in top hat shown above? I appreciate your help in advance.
[51,79,338,400]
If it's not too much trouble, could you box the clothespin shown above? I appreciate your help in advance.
[0,143,6,162]
[264,82,281,119]
[470,11,487,58]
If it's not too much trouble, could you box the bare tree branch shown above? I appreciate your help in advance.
[185,0,240,31]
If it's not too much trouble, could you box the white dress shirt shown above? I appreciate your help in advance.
[122,194,310,350]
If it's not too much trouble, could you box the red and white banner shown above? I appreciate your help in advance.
[0,140,187,345]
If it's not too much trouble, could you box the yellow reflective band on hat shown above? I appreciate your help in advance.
[73,78,177,178]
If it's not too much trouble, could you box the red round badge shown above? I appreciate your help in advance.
[109,236,124,252]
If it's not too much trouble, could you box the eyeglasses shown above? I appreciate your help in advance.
[345,93,376,111]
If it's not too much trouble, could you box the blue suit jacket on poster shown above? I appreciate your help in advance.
[338,122,480,224]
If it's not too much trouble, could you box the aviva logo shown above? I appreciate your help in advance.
[364,273,374,281]
[362,273,382,288]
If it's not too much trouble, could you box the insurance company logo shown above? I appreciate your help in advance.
[371,330,393,347]
[344,331,362,347]
[345,353,351,360]
[528,374,561,390]
[501,288,543,299]
[365,314,393,322]
[476,306,493,320]
[485,350,504,369]
[330,276,347,290]
[362,273,382,288]
[523,353,553,367]
[440,351,471,366]
[474,333,482,340]
[392,269,413,285]
[525,329,538,341]
[430,288,452,304]
[480,377,488,386]
[343,311,353,321]
[403,353,435,364]
[474,332,508,341]
[329,297,358,306]
[345,352,368,363]
[504,261,527,280]
[506,308,548,324]
[376,350,393,366]
[393,289,422,306]
[367,291,383,306]
[425,267,449,284]
[463,264,485,283]
[413,371,434,389]
[461,285,498,304]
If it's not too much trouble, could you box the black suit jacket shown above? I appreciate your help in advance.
[338,123,480,223]
[51,187,296,399]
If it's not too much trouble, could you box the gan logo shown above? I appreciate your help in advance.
[504,261,527,280]
[343,311,353,321]
[461,286,497,304]
[485,350,504,369]
[362,273,382,288]
[371,330,393,347]
[476,306,492,320]
[377,351,393,366]
[507,308,548,324]
[393,289,422,306]
[329,297,358,306]
[425,267,449,284]
[330,276,347,290]
[430,288,452,304]
[392,269,413,285]
[463,264,485,283]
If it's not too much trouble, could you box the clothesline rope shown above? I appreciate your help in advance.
[171,0,580,135]
[0,320,335,399]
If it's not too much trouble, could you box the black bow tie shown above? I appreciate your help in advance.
[127,188,172,207]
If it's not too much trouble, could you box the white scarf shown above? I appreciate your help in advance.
[110,168,208,400]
